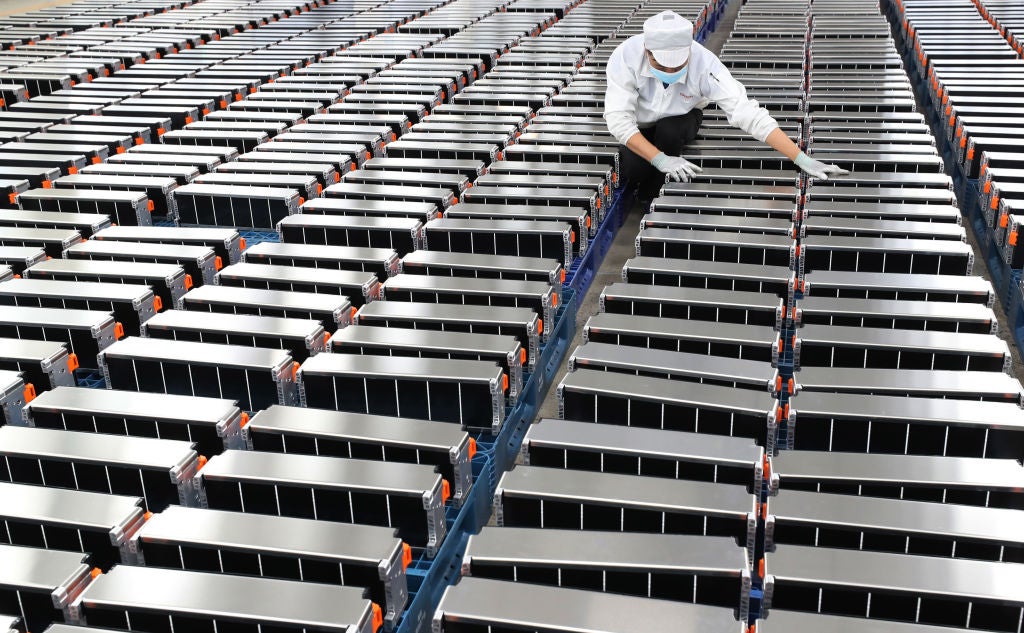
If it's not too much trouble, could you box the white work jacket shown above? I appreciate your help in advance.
[603,34,779,145]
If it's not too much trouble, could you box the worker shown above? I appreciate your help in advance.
[604,10,848,204]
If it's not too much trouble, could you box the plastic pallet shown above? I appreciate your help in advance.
[393,289,577,633]
[564,185,632,297]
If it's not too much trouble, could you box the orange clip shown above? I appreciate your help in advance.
[292,361,300,380]
[299,197,305,205]
[8,192,17,205]
[202,108,210,116]
[135,137,144,145]
[402,543,413,570]
[214,256,224,271]
[761,502,768,519]
[153,296,163,312]
[560,269,566,284]
[157,127,166,136]
[67,353,79,372]
[1010,231,1019,247]
[114,322,125,339]
[144,511,153,521]
[758,558,765,578]
[317,183,323,196]
[519,347,526,366]
[90,567,103,579]
[323,331,331,347]
[441,479,451,503]
[502,373,509,392]
[91,156,102,164]
[775,376,783,393]
[967,148,975,161]
[147,200,155,212]
[184,116,193,124]
[23,383,36,403]
[184,274,193,290]
[197,455,208,470]
[239,238,247,250]
[42,180,52,188]
[240,412,249,428]
[371,603,383,633]
[219,100,228,109]
[984,181,992,194]
[536,319,543,334]
[993,196,1001,211]
[468,437,477,459]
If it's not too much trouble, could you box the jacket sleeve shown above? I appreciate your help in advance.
[603,45,641,146]
[701,60,779,142]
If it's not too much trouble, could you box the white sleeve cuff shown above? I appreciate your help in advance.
[604,110,640,146]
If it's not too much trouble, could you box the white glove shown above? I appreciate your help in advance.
[651,152,703,183]
[794,151,849,180]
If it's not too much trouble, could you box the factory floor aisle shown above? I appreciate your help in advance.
[535,0,745,420]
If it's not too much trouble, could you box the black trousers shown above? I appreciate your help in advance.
[620,109,703,200]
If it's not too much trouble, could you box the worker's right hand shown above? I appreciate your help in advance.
[651,152,703,183]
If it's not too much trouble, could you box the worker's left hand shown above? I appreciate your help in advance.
[794,151,849,180]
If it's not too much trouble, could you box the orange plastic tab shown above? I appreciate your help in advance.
[468,437,477,459]
[214,256,224,271]
[569,230,575,244]
[240,412,249,428]
[551,293,558,307]
[1010,231,1019,247]
[519,347,526,365]
[91,156,101,164]
[984,181,992,194]
[147,199,155,212]
[788,378,794,394]
[144,511,153,521]
[748,625,756,633]
[775,376,782,393]
[371,603,384,632]
[153,296,164,312]
[239,238,247,250]
[402,543,413,570]
[586,215,591,228]
[197,455,208,470]
[202,108,210,116]
[157,127,166,136]
[292,361,300,380]
[91,567,103,579]
[219,99,227,109]
[560,269,566,283]
[114,322,125,339]
[184,274,193,290]
[993,196,1001,211]
[317,183,323,195]
[761,502,768,519]
[441,479,451,503]
[536,319,543,334]
[959,136,966,148]
[134,137,144,145]
[184,116,193,125]
[758,558,765,578]
[23,383,36,403]
[67,353,79,372]
[8,193,17,205]
[967,148,975,161]
[350,163,357,171]
[299,197,305,205]
[502,373,509,392]
[42,180,52,188]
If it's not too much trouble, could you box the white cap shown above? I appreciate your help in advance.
[643,10,693,68]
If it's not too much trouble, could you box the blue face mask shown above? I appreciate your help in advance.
[651,66,687,85]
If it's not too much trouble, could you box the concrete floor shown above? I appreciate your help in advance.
[535,1,743,420]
